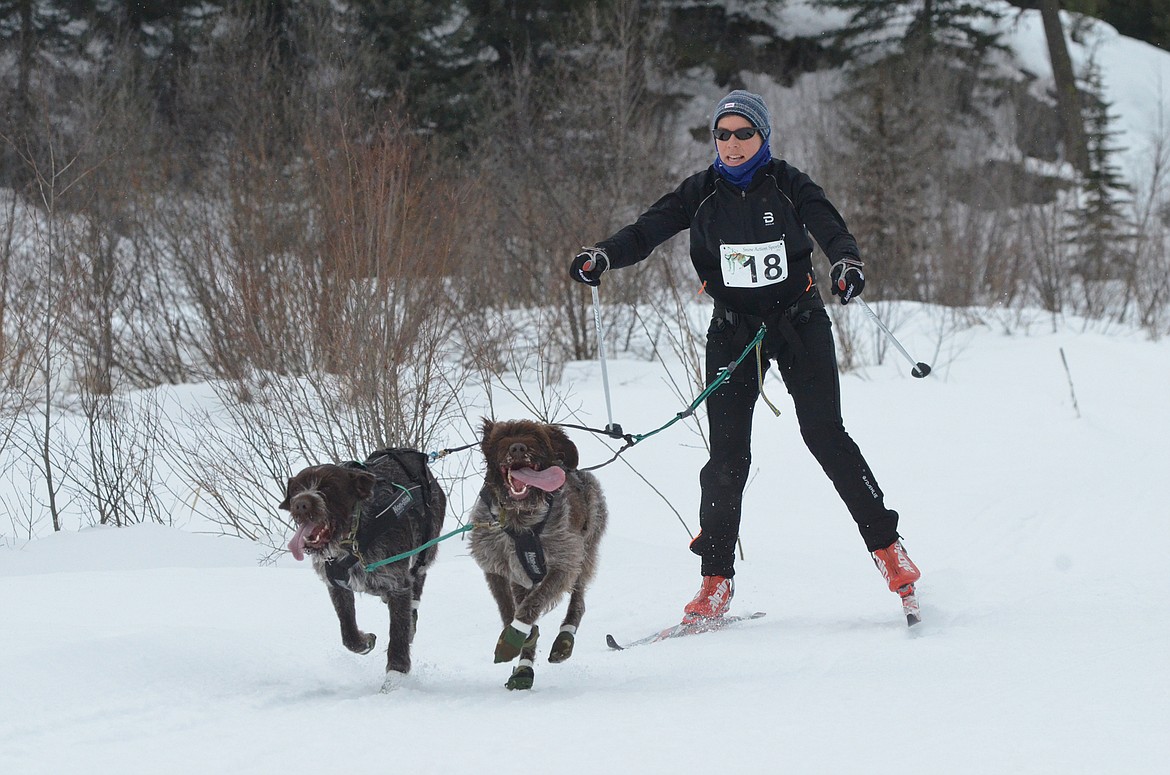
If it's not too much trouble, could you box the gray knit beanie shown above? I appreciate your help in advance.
[711,90,772,144]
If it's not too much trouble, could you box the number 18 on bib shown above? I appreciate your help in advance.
[719,239,788,288]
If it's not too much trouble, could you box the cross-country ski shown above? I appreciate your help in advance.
[607,612,767,650]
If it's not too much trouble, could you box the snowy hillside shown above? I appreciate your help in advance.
[698,1,1170,190]
[996,1,1169,187]
[3,305,1168,774]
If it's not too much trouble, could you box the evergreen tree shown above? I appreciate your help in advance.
[833,48,957,301]
[817,0,1010,126]
[1098,0,1170,50]
[0,1,97,185]
[0,1,89,112]
[352,0,480,137]
[1068,55,1132,292]
[815,1,1011,302]
[464,0,597,71]
[816,0,1006,66]
[1007,1,1170,51]
[92,1,223,124]
[353,0,623,144]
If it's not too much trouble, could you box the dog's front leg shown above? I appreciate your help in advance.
[514,567,572,626]
[328,585,376,654]
[494,568,569,663]
[548,582,587,664]
[484,572,516,624]
[504,627,539,691]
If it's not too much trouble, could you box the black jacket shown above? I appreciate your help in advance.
[596,160,860,318]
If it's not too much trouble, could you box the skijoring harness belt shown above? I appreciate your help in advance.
[713,289,824,363]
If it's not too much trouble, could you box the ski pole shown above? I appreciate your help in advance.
[585,261,623,437]
[854,298,932,378]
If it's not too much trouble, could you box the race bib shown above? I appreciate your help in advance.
[719,239,789,288]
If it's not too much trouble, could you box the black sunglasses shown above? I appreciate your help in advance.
[712,126,763,142]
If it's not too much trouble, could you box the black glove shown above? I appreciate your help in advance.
[829,258,865,304]
[570,246,609,286]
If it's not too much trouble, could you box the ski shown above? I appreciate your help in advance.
[900,584,921,627]
[606,611,766,650]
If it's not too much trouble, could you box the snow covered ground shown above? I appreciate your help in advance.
[5,4,1170,772]
[3,305,1167,774]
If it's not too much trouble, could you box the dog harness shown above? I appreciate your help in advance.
[477,489,555,584]
[324,449,434,590]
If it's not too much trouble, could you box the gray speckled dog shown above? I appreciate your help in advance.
[469,418,608,690]
[281,448,445,693]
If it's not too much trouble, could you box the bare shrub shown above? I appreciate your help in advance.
[156,100,481,545]
[472,0,680,365]
[68,389,166,527]
[1,113,108,532]
[0,39,198,536]
[1018,198,1073,320]
[161,343,475,547]
[0,191,38,434]
[830,51,962,302]
[1123,97,1170,336]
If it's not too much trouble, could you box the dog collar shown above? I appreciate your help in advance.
[478,489,555,527]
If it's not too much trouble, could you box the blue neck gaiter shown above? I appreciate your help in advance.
[714,143,772,190]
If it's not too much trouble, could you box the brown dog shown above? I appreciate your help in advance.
[280,448,445,692]
[468,419,608,690]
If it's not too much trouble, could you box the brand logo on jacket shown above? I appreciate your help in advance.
[763,211,774,225]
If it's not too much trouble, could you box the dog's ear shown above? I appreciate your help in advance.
[349,469,377,500]
[480,417,496,454]
[278,478,295,510]
[546,425,579,470]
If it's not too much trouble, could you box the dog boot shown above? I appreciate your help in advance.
[506,626,541,690]
[682,575,733,624]
[548,625,576,663]
[506,659,535,691]
[494,620,538,663]
[871,539,921,594]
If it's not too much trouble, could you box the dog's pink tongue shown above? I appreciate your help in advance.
[288,522,317,561]
[510,466,566,492]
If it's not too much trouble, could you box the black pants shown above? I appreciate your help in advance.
[690,305,900,577]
